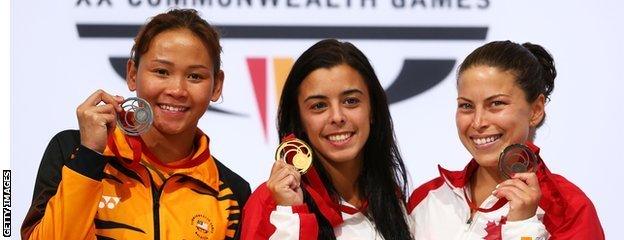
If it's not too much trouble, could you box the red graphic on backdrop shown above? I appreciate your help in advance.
[247,58,268,141]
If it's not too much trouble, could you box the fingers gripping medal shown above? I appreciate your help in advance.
[275,137,313,174]
[498,144,538,179]
[116,97,153,136]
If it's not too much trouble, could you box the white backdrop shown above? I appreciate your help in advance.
[9,0,624,238]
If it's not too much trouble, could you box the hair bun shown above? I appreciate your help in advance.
[522,42,556,100]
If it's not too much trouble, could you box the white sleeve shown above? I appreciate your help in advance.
[502,215,549,240]
[269,205,300,240]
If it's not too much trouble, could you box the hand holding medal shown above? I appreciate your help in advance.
[267,135,312,206]
[77,90,153,153]
[492,143,542,221]
[77,90,125,153]
[465,143,541,217]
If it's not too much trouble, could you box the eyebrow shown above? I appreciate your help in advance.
[188,65,211,71]
[343,88,364,96]
[151,59,174,66]
[457,93,510,102]
[303,88,365,102]
[150,59,211,71]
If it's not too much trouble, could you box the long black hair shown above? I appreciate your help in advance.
[277,39,413,239]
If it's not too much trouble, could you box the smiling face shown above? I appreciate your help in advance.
[456,65,544,167]
[126,28,224,137]
[297,64,371,165]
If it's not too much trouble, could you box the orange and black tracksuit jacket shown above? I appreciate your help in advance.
[21,128,251,240]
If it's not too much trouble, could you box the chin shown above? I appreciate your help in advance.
[322,150,360,164]
[473,154,499,168]
[153,123,187,135]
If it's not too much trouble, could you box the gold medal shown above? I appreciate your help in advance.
[275,137,313,174]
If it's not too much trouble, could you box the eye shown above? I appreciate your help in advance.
[310,102,327,111]
[344,97,360,106]
[187,73,203,81]
[458,102,473,110]
[154,68,169,76]
[491,100,507,107]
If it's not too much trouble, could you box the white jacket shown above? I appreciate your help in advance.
[408,154,604,240]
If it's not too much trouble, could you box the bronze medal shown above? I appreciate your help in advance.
[498,144,538,179]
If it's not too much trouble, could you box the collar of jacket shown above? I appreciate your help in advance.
[436,142,567,217]
[438,141,542,189]
[102,127,220,191]
[438,142,568,215]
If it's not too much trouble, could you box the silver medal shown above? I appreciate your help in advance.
[116,97,153,136]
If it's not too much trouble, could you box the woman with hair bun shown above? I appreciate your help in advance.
[408,40,604,239]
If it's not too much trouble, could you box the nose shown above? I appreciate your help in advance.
[471,108,488,130]
[164,76,189,99]
[329,105,346,127]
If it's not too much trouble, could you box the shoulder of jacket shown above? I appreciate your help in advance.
[407,177,446,212]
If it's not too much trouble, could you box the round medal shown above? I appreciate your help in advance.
[275,138,313,174]
[498,144,538,179]
[116,97,153,136]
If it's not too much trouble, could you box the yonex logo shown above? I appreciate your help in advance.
[99,195,121,209]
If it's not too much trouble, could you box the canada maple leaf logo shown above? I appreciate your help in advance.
[484,216,507,240]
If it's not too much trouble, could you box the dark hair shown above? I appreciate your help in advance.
[277,39,412,240]
[458,40,556,128]
[130,9,221,75]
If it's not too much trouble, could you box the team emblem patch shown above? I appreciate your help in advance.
[191,214,214,239]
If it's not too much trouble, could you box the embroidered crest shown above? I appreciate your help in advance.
[191,214,214,239]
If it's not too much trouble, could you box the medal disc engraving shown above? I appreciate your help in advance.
[116,97,153,136]
[498,144,538,179]
[275,138,313,174]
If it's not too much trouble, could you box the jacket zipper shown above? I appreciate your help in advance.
[146,168,166,240]
[467,211,480,230]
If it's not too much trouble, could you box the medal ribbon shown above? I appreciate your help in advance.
[280,134,368,226]
[107,129,209,170]
[462,141,541,213]
[107,133,142,169]
[463,188,508,213]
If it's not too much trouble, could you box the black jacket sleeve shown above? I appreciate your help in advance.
[20,130,80,238]
[214,158,251,240]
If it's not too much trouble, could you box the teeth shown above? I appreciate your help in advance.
[328,133,352,142]
[473,135,499,145]
[159,104,187,112]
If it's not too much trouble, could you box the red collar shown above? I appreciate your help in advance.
[301,165,369,227]
[106,127,211,169]
[437,142,545,213]
[103,127,220,190]
[438,141,543,189]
